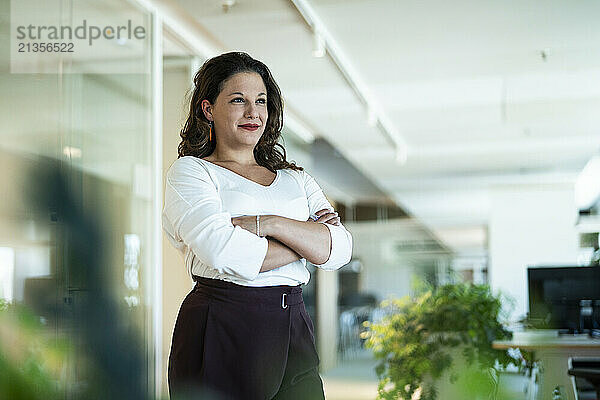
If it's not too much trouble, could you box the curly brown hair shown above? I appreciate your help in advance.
[178,52,303,172]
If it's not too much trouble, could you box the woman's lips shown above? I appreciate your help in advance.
[239,124,259,131]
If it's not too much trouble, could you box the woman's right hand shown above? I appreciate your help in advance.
[308,208,340,226]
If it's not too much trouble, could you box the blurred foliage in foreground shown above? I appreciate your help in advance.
[0,158,148,400]
[0,299,69,399]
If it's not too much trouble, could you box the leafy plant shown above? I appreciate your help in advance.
[365,283,515,400]
[0,300,70,400]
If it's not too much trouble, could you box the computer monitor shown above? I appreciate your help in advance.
[528,266,600,332]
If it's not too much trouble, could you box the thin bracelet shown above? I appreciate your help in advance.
[256,215,260,237]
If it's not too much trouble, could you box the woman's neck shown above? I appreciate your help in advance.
[209,147,257,166]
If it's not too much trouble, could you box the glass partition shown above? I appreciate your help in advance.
[0,0,159,397]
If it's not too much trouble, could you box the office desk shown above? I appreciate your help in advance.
[493,336,600,400]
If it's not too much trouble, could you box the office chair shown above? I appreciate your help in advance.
[568,357,600,400]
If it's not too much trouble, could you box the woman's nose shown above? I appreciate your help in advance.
[245,103,259,119]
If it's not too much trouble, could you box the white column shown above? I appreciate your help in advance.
[316,267,339,372]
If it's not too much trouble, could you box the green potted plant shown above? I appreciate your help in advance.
[365,283,515,400]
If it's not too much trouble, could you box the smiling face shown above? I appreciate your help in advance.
[203,72,268,150]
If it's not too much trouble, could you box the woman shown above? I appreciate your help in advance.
[163,52,353,400]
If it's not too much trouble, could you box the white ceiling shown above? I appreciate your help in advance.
[162,0,600,250]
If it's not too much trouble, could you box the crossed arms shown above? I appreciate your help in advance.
[231,208,341,273]
[163,157,353,281]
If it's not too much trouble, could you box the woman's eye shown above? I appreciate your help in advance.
[231,98,266,104]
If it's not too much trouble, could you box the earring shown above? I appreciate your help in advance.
[209,121,213,141]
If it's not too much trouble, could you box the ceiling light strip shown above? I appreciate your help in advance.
[290,0,408,163]
[283,113,316,143]
[134,0,220,57]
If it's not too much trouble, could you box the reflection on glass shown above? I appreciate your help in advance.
[0,0,157,397]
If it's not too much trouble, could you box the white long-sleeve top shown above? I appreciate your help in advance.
[162,156,353,287]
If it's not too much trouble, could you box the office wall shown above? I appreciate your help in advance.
[345,219,437,302]
[489,184,579,322]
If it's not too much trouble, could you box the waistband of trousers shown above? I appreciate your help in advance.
[192,275,303,309]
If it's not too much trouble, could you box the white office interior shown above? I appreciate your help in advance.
[1,0,600,399]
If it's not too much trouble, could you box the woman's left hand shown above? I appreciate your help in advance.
[310,208,340,226]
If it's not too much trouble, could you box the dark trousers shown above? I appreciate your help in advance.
[168,276,326,400]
